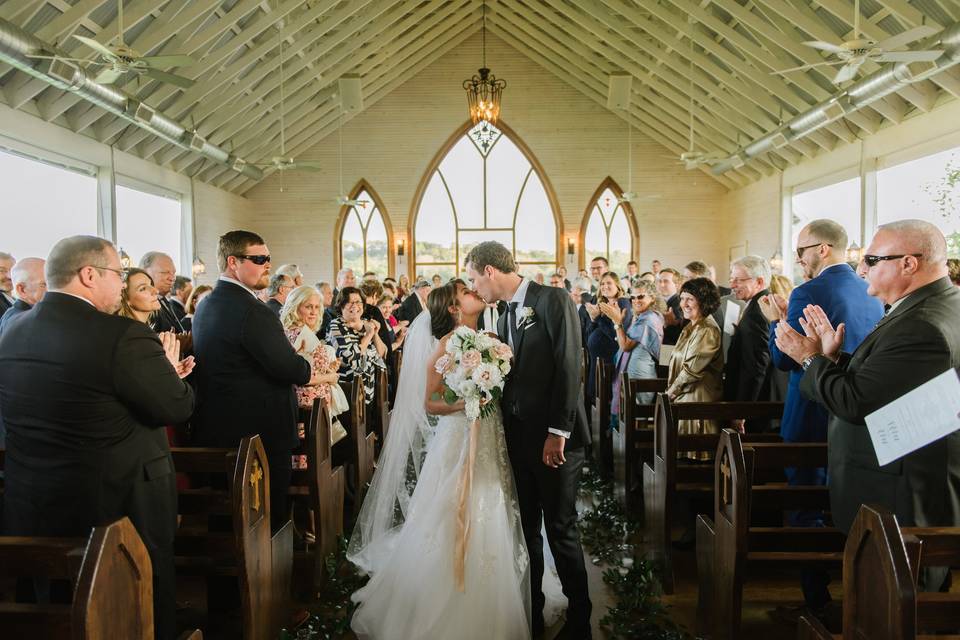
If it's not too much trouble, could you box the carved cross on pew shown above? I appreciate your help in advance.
[719,452,732,505]
[250,460,264,512]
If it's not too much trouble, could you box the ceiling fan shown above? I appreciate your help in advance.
[664,38,723,170]
[249,16,322,190]
[618,120,660,204]
[334,102,368,208]
[771,0,942,84]
[28,0,195,87]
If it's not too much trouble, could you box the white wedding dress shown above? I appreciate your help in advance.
[347,313,565,640]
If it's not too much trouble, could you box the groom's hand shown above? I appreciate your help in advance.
[542,434,566,468]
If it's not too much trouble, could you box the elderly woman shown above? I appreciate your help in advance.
[609,281,666,415]
[281,285,340,410]
[326,286,387,405]
[666,277,723,460]
[585,271,632,400]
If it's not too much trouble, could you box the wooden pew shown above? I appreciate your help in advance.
[0,517,158,639]
[340,379,376,516]
[798,504,960,640]
[590,358,615,477]
[696,429,835,640]
[643,395,784,594]
[612,374,667,510]
[372,366,391,448]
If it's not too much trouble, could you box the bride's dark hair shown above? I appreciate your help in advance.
[427,282,459,339]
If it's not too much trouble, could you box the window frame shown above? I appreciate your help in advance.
[334,179,394,278]
[578,177,640,272]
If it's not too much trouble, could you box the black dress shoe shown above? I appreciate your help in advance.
[554,623,592,640]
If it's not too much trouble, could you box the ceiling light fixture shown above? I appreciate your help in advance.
[463,2,505,126]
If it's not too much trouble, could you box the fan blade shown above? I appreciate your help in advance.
[73,35,119,61]
[138,54,195,69]
[286,163,323,171]
[802,40,848,54]
[833,60,864,84]
[876,50,944,63]
[876,25,938,52]
[25,54,95,63]
[94,67,125,84]
[144,68,194,88]
[771,60,845,75]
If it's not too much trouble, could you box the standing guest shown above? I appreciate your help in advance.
[665,277,723,460]
[723,256,781,433]
[611,282,665,412]
[333,268,356,303]
[947,258,960,286]
[362,271,378,282]
[168,276,192,321]
[265,273,294,315]
[578,268,590,280]
[762,219,883,616]
[657,268,684,345]
[651,259,662,276]
[431,273,443,289]
[557,265,571,290]
[180,284,212,332]
[569,276,592,347]
[638,271,655,284]
[377,294,406,350]
[191,230,312,530]
[281,286,339,411]
[360,279,394,356]
[769,274,795,300]
[317,281,336,339]
[275,263,304,287]
[140,251,184,333]
[549,272,564,288]
[0,257,45,333]
[0,251,15,314]
[396,274,411,300]
[0,236,194,640]
[584,272,631,400]
[118,268,161,324]
[534,272,545,285]
[588,256,609,294]
[326,287,387,405]
[395,278,431,324]
[621,260,640,290]
[685,260,731,296]
[776,219,960,593]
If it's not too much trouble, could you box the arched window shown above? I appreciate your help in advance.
[411,121,559,281]
[336,180,392,278]
[581,178,639,277]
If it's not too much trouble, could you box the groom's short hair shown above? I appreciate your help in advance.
[464,241,516,274]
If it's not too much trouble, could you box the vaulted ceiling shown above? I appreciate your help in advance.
[1,0,958,194]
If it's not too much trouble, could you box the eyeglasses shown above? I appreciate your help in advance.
[630,294,648,301]
[796,242,832,259]
[861,253,922,268]
[88,265,126,277]
[235,254,271,265]
[729,276,754,284]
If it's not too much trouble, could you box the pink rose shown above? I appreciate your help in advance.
[434,354,453,374]
[460,349,482,369]
[493,343,513,361]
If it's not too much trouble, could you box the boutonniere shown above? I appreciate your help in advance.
[517,306,536,329]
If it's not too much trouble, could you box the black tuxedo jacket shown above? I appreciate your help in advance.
[153,296,185,334]
[395,293,424,324]
[497,281,590,451]
[266,297,283,316]
[0,293,11,315]
[0,298,31,335]
[362,303,393,356]
[191,280,311,454]
[723,289,774,400]
[168,297,187,321]
[801,277,960,533]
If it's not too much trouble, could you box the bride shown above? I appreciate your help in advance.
[348,280,557,639]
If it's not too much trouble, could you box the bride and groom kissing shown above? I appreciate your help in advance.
[347,241,593,640]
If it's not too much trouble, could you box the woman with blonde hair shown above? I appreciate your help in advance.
[609,281,666,411]
[281,285,341,411]
[769,274,794,301]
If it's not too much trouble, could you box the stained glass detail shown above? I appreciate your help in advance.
[467,120,502,156]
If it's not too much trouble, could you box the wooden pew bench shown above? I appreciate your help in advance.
[335,379,376,517]
[612,374,667,510]
[697,429,834,640]
[642,394,785,593]
[590,358,616,478]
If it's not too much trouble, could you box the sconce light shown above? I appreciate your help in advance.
[119,247,132,269]
[192,256,206,276]
[846,243,862,263]
[397,238,405,257]
[567,237,575,255]
[770,249,783,273]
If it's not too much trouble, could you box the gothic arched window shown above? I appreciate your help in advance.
[337,181,392,278]
[581,178,639,277]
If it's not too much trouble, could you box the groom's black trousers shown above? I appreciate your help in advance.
[505,415,592,633]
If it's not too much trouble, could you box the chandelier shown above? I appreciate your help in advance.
[463,3,505,126]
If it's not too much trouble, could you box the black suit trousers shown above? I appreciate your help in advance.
[505,414,591,631]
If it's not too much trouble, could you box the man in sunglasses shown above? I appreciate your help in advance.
[763,219,883,619]
[776,219,960,593]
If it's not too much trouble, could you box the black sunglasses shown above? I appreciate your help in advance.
[862,253,922,268]
[235,254,271,265]
[630,294,648,301]
[796,242,832,259]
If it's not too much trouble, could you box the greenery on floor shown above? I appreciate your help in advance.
[577,465,698,640]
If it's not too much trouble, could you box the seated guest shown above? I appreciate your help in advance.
[585,271,631,400]
[317,281,336,339]
[0,257,45,333]
[395,278,431,324]
[191,230,312,531]
[0,236,194,640]
[275,263,303,287]
[326,286,387,405]
[281,285,339,410]
[0,251,15,314]
[265,273,294,315]
[118,268,161,324]
[168,275,192,320]
[140,251,184,333]
[180,284,212,332]
[612,282,665,409]
[657,268,685,345]
[665,277,723,460]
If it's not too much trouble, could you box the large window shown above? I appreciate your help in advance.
[0,148,98,260]
[338,183,390,277]
[116,183,182,268]
[413,121,558,280]
[582,180,637,276]
[878,145,960,257]
[791,176,861,280]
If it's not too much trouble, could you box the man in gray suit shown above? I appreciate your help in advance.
[775,219,960,590]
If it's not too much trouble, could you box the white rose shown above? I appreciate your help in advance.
[471,363,503,392]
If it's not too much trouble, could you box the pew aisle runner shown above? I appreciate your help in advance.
[285,465,696,640]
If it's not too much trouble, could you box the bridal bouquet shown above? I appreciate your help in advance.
[434,326,513,420]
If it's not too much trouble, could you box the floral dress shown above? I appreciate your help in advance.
[284,325,334,409]
[326,316,386,405]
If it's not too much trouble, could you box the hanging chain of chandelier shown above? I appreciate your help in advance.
[463,2,505,126]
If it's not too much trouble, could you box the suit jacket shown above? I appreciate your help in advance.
[168,297,187,321]
[265,297,283,316]
[318,307,336,340]
[497,281,590,452]
[769,264,883,442]
[800,277,960,534]
[152,297,185,334]
[395,292,424,324]
[0,298,31,335]
[724,290,784,431]
[714,293,745,360]
[0,291,193,542]
[0,292,11,315]
[191,280,311,454]
[362,303,393,356]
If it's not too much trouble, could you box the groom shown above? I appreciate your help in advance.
[465,242,592,640]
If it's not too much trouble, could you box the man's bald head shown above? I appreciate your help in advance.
[11,257,47,305]
[859,219,948,304]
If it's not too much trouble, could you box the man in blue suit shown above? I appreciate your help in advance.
[762,219,883,616]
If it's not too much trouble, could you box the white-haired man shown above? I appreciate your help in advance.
[0,257,46,333]
[275,263,303,287]
[0,251,15,314]
[140,251,184,333]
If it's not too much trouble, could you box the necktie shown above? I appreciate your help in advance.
[507,301,519,349]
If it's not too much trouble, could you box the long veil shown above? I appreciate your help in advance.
[347,310,437,574]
